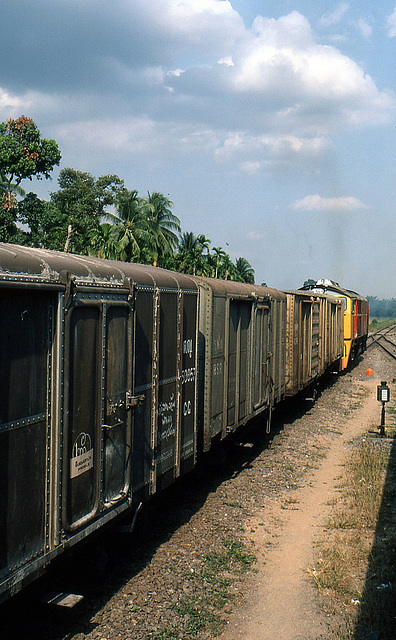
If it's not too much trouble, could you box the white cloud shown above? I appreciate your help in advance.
[0,86,62,123]
[252,11,313,48]
[4,4,394,178]
[291,194,368,212]
[318,3,350,28]
[0,88,26,112]
[215,132,330,172]
[387,8,396,37]
[355,18,372,39]
[218,56,234,66]
[162,10,393,141]
[226,12,393,129]
[164,0,245,51]
[54,117,219,158]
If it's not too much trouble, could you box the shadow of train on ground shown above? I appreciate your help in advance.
[354,435,396,640]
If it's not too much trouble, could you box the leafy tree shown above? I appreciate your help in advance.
[0,204,22,242]
[0,116,60,214]
[16,192,67,249]
[219,252,236,281]
[0,172,25,211]
[367,296,396,319]
[50,168,124,253]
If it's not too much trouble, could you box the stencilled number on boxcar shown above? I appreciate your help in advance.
[182,366,195,385]
[182,336,195,385]
[183,400,192,416]
[181,304,197,467]
[183,338,193,359]
[213,361,222,376]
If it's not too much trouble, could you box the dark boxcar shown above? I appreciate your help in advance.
[0,244,198,602]
[194,278,287,450]
[130,264,199,496]
[267,289,287,408]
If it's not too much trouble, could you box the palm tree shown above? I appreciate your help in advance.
[176,231,209,276]
[112,189,153,262]
[88,223,120,260]
[196,234,211,256]
[220,253,236,281]
[210,246,226,278]
[142,192,181,266]
[234,257,255,284]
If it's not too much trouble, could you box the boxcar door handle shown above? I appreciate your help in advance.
[126,392,145,409]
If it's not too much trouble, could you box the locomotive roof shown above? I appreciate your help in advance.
[0,243,198,291]
[299,279,367,302]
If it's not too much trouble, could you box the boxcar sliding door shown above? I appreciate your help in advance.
[253,303,270,410]
[0,289,52,582]
[63,295,131,532]
[227,300,251,428]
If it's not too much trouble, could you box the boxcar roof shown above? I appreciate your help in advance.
[192,275,286,300]
[0,243,197,291]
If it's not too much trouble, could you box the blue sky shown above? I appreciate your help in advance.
[2,1,396,296]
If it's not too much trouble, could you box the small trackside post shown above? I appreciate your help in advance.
[377,381,390,437]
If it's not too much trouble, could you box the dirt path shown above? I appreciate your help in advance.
[219,379,379,640]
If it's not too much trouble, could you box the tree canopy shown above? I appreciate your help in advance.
[1,115,257,285]
[0,116,61,212]
[50,168,124,253]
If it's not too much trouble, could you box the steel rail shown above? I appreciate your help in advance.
[366,323,396,348]
[368,334,396,360]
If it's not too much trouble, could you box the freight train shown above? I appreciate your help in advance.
[0,244,368,602]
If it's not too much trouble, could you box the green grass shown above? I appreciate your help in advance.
[369,318,396,331]
[151,538,256,639]
[310,435,396,639]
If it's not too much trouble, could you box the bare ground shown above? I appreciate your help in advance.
[219,378,380,640]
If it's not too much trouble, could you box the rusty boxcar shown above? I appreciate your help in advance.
[284,291,344,396]
[194,278,286,450]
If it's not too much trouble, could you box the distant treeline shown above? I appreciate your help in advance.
[367,296,396,318]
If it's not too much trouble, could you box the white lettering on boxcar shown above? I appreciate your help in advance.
[158,394,176,416]
[213,361,222,376]
[159,393,176,439]
[183,400,192,416]
[182,367,195,385]
[157,448,173,464]
[183,338,193,358]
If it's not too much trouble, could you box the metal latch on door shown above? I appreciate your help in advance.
[126,391,145,409]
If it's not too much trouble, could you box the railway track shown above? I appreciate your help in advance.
[367,323,396,360]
